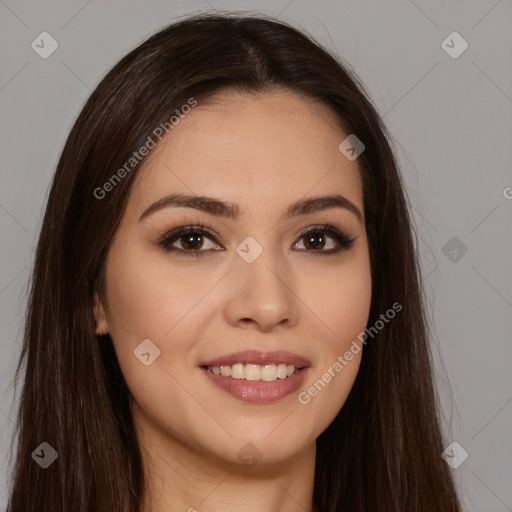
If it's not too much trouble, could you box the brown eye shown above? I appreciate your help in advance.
[157,225,221,258]
[302,231,328,251]
[294,226,355,255]
[179,233,205,250]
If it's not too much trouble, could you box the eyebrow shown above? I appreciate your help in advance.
[139,193,364,224]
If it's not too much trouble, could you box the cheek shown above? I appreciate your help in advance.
[105,248,203,338]
[106,260,168,338]
[104,247,229,376]
[300,257,372,350]
[103,253,207,420]
[296,254,371,410]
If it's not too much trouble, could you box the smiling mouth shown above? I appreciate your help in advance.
[203,363,299,381]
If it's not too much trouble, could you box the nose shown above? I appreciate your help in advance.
[223,247,300,332]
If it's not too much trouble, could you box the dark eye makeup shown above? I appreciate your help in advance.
[155,222,357,259]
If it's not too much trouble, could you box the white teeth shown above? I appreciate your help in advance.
[276,364,288,379]
[231,363,244,379]
[245,364,261,381]
[261,364,278,381]
[220,365,231,377]
[205,363,299,381]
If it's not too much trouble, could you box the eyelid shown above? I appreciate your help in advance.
[156,220,355,257]
[293,224,356,253]
[156,223,219,250]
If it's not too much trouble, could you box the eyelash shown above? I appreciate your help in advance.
[156,223,356,258]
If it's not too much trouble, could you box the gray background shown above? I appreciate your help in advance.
[1,1,511,510]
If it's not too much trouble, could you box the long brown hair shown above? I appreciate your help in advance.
[6,12,462,512]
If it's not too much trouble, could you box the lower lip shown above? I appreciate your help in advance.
[200,367,309,403]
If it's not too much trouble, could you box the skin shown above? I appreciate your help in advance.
[94,89,372,512]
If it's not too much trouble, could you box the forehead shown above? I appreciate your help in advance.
[128,90,364,219]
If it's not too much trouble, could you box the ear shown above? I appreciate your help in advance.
[93,290,110,336]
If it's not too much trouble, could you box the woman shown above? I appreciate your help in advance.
[6,12,462,512]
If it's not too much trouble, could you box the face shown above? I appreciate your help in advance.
[94,89,372,466]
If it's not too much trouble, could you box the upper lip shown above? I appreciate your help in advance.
[200,350,311,369]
